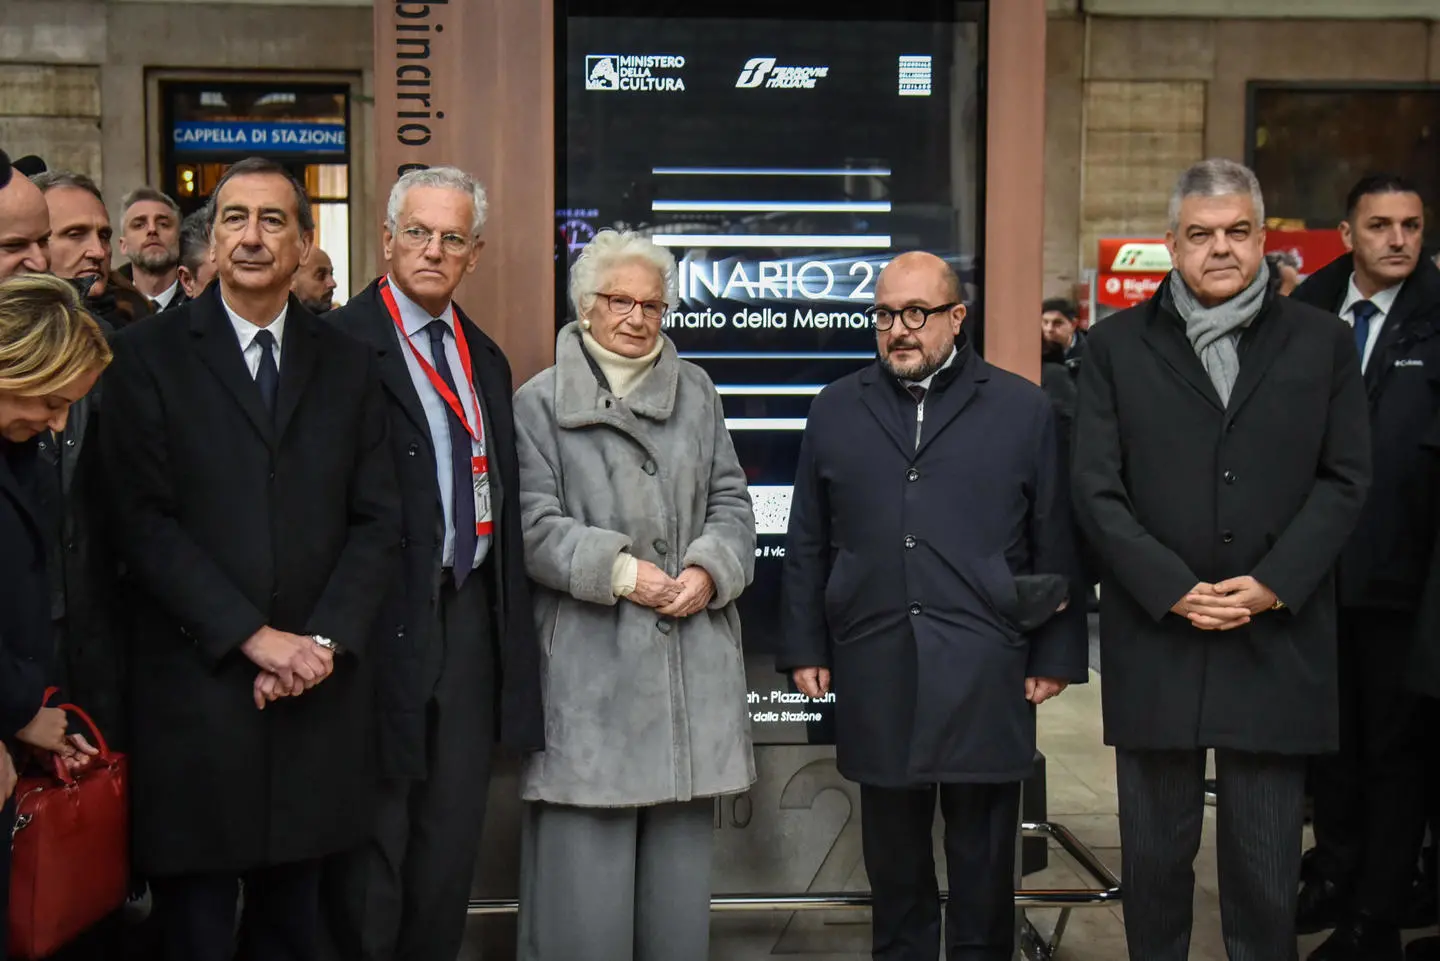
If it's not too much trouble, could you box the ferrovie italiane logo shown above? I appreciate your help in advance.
[735,57,830,89]
[1109,242,1173,273]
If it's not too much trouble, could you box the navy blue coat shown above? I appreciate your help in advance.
[778,341,1089,787]
[1292,253,1440,614]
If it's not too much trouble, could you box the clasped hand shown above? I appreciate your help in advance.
[629,561,715,618]
[1172,577,1278,631]
[241,626,335,710]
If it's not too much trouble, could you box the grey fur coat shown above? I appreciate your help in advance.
[513,322,757,807]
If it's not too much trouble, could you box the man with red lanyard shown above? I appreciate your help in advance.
[325,166,543,961]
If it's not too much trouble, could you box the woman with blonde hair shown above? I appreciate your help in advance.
[0,271,111,949]
[515,229,757,960]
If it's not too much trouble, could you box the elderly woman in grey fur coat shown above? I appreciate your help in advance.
[513,229,757,961]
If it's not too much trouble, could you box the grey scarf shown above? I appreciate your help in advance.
[1167,260,1271,406]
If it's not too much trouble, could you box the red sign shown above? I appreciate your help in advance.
[1096,237,1171,319]
[1264,229,1346,279]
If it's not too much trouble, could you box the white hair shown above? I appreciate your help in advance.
[1168,158,1265,232]
[568,229,678,320]
[386,165,488,238]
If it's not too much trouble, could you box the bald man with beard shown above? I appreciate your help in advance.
[779,251,1087,961]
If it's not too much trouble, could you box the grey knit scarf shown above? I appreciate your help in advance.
[1167,259,1271,407]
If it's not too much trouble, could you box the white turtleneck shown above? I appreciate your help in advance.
[581,328,665,598]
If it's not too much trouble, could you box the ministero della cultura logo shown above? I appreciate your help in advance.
[735,57,830,90]
[584,54,687,92]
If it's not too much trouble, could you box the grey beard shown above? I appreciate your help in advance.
[132,248,179,273]
[881,342,950,382]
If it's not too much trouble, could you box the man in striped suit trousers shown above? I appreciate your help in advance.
[1072,159,1372,960]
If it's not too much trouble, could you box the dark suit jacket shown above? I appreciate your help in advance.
[1292,253,1440,613]
[100,284,400,876]
[778,339,1088,787]
[329,279,543,780]
[1072,283,1371,754]
[0,438,52,745]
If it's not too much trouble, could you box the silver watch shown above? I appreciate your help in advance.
[311,634,339,652]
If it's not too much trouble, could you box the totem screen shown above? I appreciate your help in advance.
[558,3,984,744]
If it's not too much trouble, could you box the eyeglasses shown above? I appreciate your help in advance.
[598,292,668,321]
[396,225,471,256]
[866,302,959,331]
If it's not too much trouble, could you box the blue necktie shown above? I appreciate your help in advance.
[253,329,278,415]
[1352,300,1378,370]
[426,320,476,587]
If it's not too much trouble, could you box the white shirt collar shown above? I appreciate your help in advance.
[1339,272,1402,321]
[221,294,288,353]
[386,274,455,338]
[904,346,959,392]
[154,278,181,309]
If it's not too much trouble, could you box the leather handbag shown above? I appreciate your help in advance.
[9,691,129,960]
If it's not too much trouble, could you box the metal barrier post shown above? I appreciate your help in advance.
[468,821,1121,960]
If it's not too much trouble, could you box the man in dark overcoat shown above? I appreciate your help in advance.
[1289,174,1440,961]
[779,251,1088,961]
[325,165,544,961]
[1072,158,1372,961]
[100,157,399,961]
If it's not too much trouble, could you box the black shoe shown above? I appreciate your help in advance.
[1307,916,1401,961]
[1407,936,1440,961]
[1296,876,1350,935]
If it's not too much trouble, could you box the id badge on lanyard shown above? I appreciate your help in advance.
[380,278,493,537]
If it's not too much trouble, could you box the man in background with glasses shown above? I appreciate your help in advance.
[779,250,1087,961]
[325,165,543,961]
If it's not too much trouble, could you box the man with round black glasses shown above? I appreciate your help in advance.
[779,251,1088,961]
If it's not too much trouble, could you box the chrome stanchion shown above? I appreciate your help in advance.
[468,821,1121,959]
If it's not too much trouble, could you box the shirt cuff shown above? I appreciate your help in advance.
[612,553,639,598]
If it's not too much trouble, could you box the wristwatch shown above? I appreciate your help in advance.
[1270,598,1287,611]
[311,634,342,654]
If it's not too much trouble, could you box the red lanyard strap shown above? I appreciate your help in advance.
[379,277,484,444]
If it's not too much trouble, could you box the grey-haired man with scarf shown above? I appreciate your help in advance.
[1072,158,1372,961]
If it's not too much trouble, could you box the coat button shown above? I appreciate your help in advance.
[408,442,419,457]
[643,459,657,475]
[396,625,406,638]
[904,535,917,549]
[1221,530,1234,544]
[65,541,77,553]
[908,603,922,616]
[656,618,673,635]
[653,539,669,555]
[1223,470,1236,484]
[400,536,409,549]
[906,468,919,482]
[65,438,75,448]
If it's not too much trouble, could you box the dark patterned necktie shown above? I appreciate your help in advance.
[1352,300,1378,369]
[426,320,476,587]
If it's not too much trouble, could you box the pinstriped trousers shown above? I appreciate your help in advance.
[1116,749,1306,961]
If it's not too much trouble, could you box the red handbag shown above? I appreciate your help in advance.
[8,690,129,960]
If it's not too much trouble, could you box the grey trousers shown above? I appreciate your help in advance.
[517,798,715,961]
[1116,748,1306,961]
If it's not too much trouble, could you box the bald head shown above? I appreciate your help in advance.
[878,251,962,304]
[0,174,50,279]
[292,246,337,313]
[872,249,967,382]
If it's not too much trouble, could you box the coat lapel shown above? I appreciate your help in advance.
[552,322,672,461]
[1225,301,1294,417]
[857,364,918,459]
[275,300,319,442]
[188,289,276,447]
[0,444,44,549]
[1141,303,1225,412]
[914,350,985,459]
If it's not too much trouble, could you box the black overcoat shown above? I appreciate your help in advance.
[100,285,400,876]
[1072,284,1372,754]
[0,438,52,745]
[329,279,544,779]
[1292,253,1440,613]
[778,341,1089,787]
